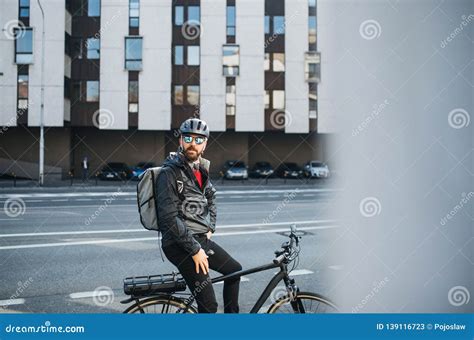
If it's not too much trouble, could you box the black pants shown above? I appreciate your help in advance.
[163,235,242,313]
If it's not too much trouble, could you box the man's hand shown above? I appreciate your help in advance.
[192,248,209,274]
[206,231,212,239]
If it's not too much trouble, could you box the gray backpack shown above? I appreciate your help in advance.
[137,165,183,231]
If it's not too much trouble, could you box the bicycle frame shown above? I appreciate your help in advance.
[209,260,294,313]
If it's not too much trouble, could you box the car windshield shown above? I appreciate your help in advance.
[228,161,245,168]
[311,162,325,167]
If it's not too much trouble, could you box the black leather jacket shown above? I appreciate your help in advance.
[155,151,217,255]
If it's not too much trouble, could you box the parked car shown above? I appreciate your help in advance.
[98,162,133,180]
[304,161,330,178]
[221,160,248,180]
[275,162,304,179]
[132,162,156,179]
[249,161,274,178]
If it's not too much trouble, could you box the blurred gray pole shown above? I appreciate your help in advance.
[37,0,45,186]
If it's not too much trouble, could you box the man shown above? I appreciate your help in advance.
[82,156,89,182]
[156,118,242,313]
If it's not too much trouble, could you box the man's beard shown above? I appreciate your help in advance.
[183,146,201,161]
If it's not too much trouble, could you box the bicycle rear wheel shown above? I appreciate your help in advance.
[267,292,338,313]
[123,296,197,314]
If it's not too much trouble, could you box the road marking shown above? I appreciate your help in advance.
[214,276,250,285]
[0,218,24,221]
[0,225,339,250]
[0,220,338,238]
[328,265,344,271]
[0,298,25,306]
[0,188,341,200]
[69,291,113,299]
[51,199,68,202]
[289,269,314,276]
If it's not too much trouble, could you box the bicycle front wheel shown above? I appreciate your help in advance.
[267,292,338,313]
[123,296,197,314]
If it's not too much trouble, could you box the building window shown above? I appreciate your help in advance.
[187,46,200,66]
[264,15,270,34]
[17,73,29,111]
[265,53,285,72]
[86,81,99,102]
[128,80,138,113]
[223,45,239,76]
[273,90,285,109]
[125,37,143,70]
[173,85,184,105]
[226,85,236,115]
[273,16,285,34]
[187,85,200,105]
[226,6,235,36]
[14,28,33,64]
[86,38,100,59]
[174,45,184,65]
[273,53,285,72]
[88,0,100,17]
[309,89,317,118]
[129,0,140,28]
[19,0,30,19]
[309,16,316,45]
[305,52,320,83]
[188,6,200,23]
[174,6,184,25]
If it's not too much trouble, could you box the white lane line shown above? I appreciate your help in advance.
[228,196,245,199]
[51,199,68,202]
[0,298,25,306]
[0,218,24,221]
[69,291,113,299]
[0,220,339,238]
[328,265,344,271]
[289,269,314,276]
[214,276,250,285]
[0,188,341,199]
[0,225,339,250]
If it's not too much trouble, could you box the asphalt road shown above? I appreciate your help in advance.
[0,184,342,313]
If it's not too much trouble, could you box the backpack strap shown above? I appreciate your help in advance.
[166,164,185,202]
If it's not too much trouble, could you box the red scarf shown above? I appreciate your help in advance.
[193,168,203,188]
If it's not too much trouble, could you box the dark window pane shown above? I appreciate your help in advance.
[15,29,33,53]
[20,0,30,6]
[188,6,200,23]
[128,80,138,102]
[125,37,142,70]
[187,46,199,65]
[187,85,199,105]
[264,16,270,34]
[19,8,29,17]
[175,6,184,25]
[130,17,139,27]
[227,6,235,26]
[18,75,29,98]
[274,16,285,34]
[86,81,99,102]
[174,46,183,65]
[87,38,100,59]
[88,0,100,17]
[174,85,183,105]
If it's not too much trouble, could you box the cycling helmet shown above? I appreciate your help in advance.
[179,118,210,138]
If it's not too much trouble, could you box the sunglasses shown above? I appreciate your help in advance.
[182,135,206,145]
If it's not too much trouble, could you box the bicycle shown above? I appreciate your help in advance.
[121,225,338,313]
